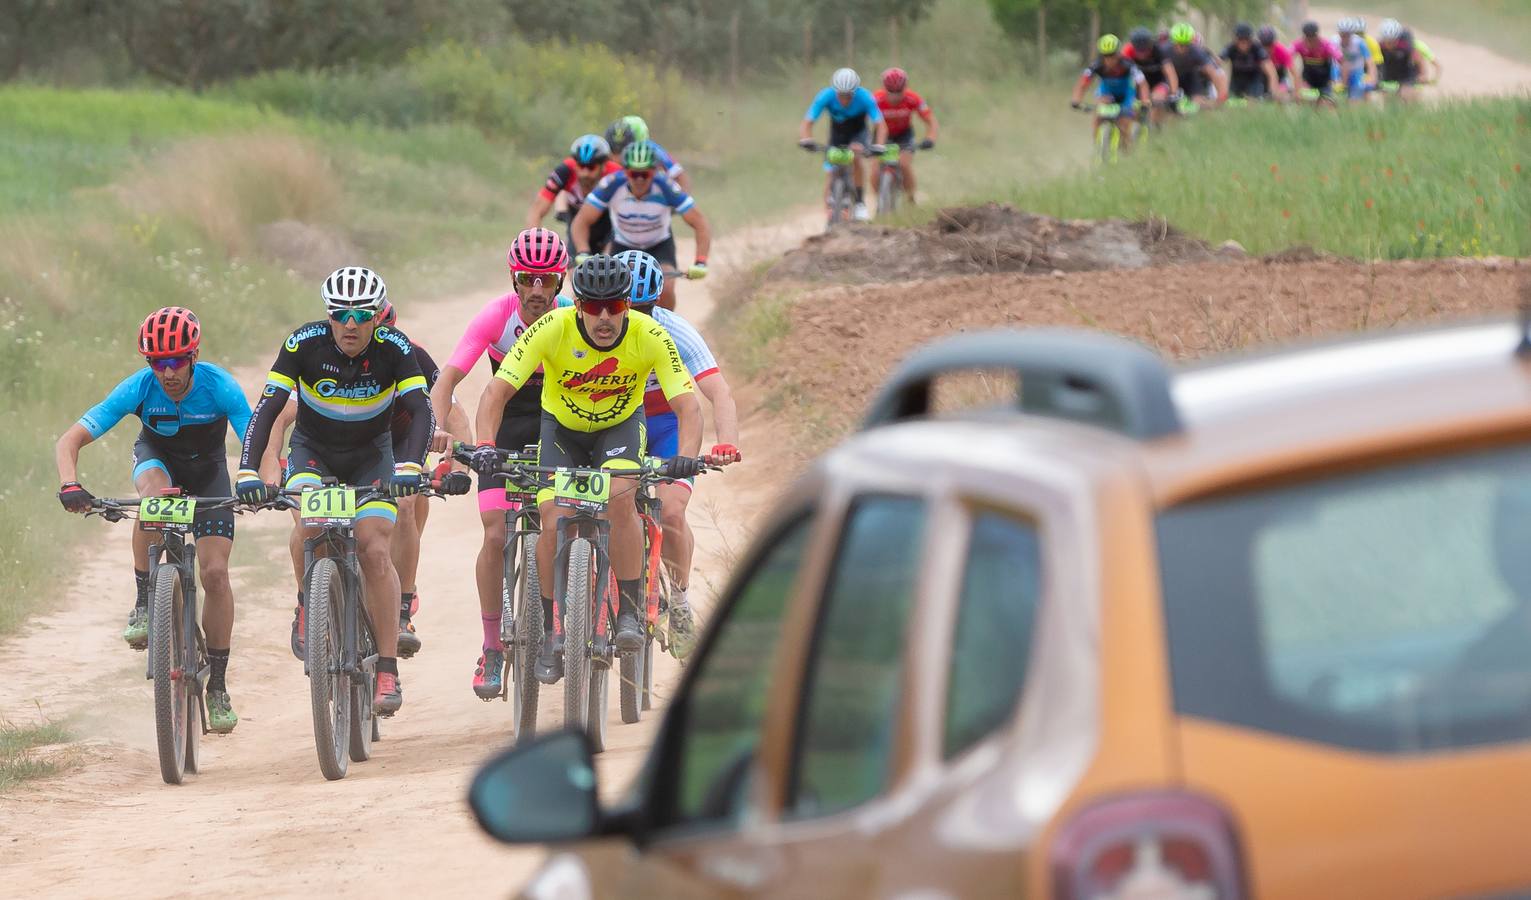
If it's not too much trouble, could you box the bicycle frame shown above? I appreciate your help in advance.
[549,508,617,665]
[143,529,205,695]
[299,524,377,685]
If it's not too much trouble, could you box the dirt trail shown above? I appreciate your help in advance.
[1310,8,1531,97]
[0,215,817,896]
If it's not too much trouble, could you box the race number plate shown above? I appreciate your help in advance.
[299,486,357,524]
[139,496,196,531]
[554,468,610,512]
[505,479,540,504]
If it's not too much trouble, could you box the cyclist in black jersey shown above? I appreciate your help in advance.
[1168,24,1227,107]
[1222,23,1279,100]
[1125,28,1181,127]
[238,267,432,716]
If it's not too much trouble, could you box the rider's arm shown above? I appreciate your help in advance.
[1071,69,1094,104]
[60,369,148,482]
[527,163,570,229]
[670,392,703,458]
[695,373,739,448]
[239,340,301,473]
[394,387,432,467]
[1134,67,1149,103]
[1166,60,1181,94]
[476,310,559,441]
[681,207,711,263]
[444,396,473,445]
[1263,58,1279,92]
[802,88,830,137]
[430,364,468,442]
[917,100,939,142]
[570,203,599,256]
[258,397,297,483]
[54,424,94,484]
[525,193,555,230]
[867,94,889,145]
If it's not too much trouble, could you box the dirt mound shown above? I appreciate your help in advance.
[770,202,1239,282]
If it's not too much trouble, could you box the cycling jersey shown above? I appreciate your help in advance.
[80,362,251,463]
[804,86,883,126]
[446,292,575,419]
[1221,41,1269,77]
[1266,42,1296,79]
[1415,39,1436,63]
[586,171,695,250]
[1293,38,1340,84]
[1083,57,1144,107]
[640,307,718,416]
[1380,40,1419,83]
[242,321,429,471]
[538,158,623,206]
[1338,34,1372,71]
[390,339,439,445]
[648,141,685,181]
[873,88,932,138]
[1364,33,1383,64]
[1124,42,1173,86]
[495,306,693,433]
[1169,44,1218,96]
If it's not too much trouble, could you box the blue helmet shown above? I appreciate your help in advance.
[613,250,664,306]
[569,133,611,166]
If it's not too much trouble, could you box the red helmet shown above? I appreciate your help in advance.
[138,307,200,358]
[378,300,397,327]
[508,227,570,274]
[881,67,908,92]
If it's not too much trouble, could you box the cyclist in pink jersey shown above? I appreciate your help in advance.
[1259,26,1295,96]
[429,228,574,698]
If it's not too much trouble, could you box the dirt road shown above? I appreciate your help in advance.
[0,217,813,896]
[1310,8,1531,97]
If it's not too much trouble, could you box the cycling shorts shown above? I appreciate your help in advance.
[611,235,677,271]
[1229,73,1268,98]
[535,410,644,506]
[1344,67,1370,96]
[1301,68,1333,93]
[131,438,235,540]
[478,414,542,513]
[889,129,917,150]
[828,119,871,150]
[284,428,397,523]
[645,411,694,492]
[1095,86,1136,116]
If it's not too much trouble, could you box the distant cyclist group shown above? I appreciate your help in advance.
[56,144,741,759]
[1073,16,1444,153]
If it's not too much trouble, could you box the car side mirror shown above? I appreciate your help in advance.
[468,730,601,844]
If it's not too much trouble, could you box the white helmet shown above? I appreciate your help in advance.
[1355,16,1367,32]
[321,266,388,313]
[1379,18,1403,40]
[1337,16,1358,33]
[831,67,860,92]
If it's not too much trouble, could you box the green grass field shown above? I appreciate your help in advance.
[0,717,74,791]
[1007,99,1531,259]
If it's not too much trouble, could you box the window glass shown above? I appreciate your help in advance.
[1159,442,1531,753]
[671,514,812,828]
[788,496,925,819]
[944,512,1043,759]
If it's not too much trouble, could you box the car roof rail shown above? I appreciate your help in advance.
[861,328,1183,439]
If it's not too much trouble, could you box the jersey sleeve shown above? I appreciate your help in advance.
[643,319,696,402]
[413,343,441,391]
[209,365,253,441]
[804,87,832,121]
[539,161,575,202]
[659,312,718,381]
[446,296,511,372]
[586,174,622,210]
[652,143,684,178]
[266,330,304,396]
[77,370,148,439]
[1366,35,1382,63]
[388,332,426,397]
[495,308,562,390]
[859,88,884,121]
[658,177,696,214]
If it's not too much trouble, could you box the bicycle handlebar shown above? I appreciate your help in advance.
[88,495,242,522]
[449,441,720,485]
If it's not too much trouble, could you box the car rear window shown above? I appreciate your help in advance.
[1157,441,1531,754]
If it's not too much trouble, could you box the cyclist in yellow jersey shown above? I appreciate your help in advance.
[470,255,705,682]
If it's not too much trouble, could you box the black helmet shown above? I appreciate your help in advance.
[571,254,632,302]
[1257,25,1277,45]
[1301,20,1320,37]
[1129,26,1153,50]
[1234,22,1254,40]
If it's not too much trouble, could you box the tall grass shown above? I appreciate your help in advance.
[0,717,74,791]
[1007,99,1531,258]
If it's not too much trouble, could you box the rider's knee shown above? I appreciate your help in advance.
[200,555,231,589]
[358,537,393,574]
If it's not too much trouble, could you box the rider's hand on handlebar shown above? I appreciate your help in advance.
[58,481,93,513]
[468,441,502,477]
[707,443,742,466]
[661,456,705,479]
[918,138,935,150]
[430,428,452,454]
[390,462,425,498]
[868,143,886,155]
[1071,100,1084,110]
[235,469,276,505]
[437,471,473,496]
[798,138,818,151]
[687,261,708,281]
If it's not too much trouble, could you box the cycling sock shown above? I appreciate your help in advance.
[854,186,865,203]
[296,590,304,610]
[542,595,555,634]
[482,613,503,651]
[376,657,398,677]
[134,569,150,608]
[618,579,642,617]
[400,591,416,619]
[207,648,230,693]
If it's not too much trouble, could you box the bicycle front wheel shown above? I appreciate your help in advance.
[348,611,375,763]
[151,565,189,785]
[877,167,897,217]
[562,538,593,738]
[827,174,847,230]
[512,531,541,743]
[306,557,350,781]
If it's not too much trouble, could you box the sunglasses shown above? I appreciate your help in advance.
[328,308,376,325]
[578,298,630,317]
[514,271,561,288]
[625,168,655,180]
[576,159,607,170]
[147,355,193,372]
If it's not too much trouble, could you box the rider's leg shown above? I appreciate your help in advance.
[656,480,700,658]
[476,506,509,627]
[355,509,401,661]
[606,478,645,650]
[392,495,420,593]
[198,536,235,646]
[122,462,171,647]
[899,149,917,201]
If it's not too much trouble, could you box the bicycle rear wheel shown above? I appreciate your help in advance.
[588,661,610,754]
[348,612,375,763]
[877,167,897,217]
[619,636,644,725]
[183,593,203,776]
[151,565,189,785]
[306,557,350,781]
[562,539,593,738]
[511,532,541,743]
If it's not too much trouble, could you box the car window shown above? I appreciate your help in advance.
[1158,441,1531,753]
[667,513,812,831]
[944,511,1043,759]
[788,495,925,819]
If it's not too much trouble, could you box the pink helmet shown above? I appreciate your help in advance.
[882,67,908,92]
[508,227,569,274]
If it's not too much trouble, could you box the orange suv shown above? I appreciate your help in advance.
[470,322,1531,898]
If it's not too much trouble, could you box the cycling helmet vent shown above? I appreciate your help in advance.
[1170,23,1196,45]
[614,250,665,306]
[571,254,633,302]
[622,140,657,170]
[570,134,611,165]
[881,67,908,92]
[321,266,387,312]
[139,306,201,358]
[1098,34,1122,55]
[831,67,860,92]
[508,227,570,274]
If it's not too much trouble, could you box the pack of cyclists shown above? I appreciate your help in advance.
[1077,16,1446,145]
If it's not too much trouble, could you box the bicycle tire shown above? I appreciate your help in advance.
[588,658,609,754]
[151,565,188,785]
[562,538,593,739]
[306,557,350,780]
[619,634,643,724]
[182,594,203,776]
[512,531,541,743]
[827,173,847,231]
[348,613,375,763]
[877,167,896,217]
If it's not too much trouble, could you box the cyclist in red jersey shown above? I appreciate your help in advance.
[873,67,938,205]
[1259,26,1296,96]
[525,134,623,252]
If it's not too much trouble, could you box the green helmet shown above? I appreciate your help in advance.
[1098,33,1121,55]
[622,140,656,170]
[1170,22,1196,45]
[622,115,650,144]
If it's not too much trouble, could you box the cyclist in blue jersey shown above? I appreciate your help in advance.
[54,307,251,733]
[573,141,711,312]
[798,67,890,222]
[605,116,690,191]
[1071,35,1149,151]
[613,250,741,659]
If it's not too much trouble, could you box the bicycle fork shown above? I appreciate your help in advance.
[550,518,618,670]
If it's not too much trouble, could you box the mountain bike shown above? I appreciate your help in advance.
[1077,102,1135,165]
[452,443,544,743]
[263,481,442,780]
[627,463,681,723]
[800,140,881,231]
[88,491,242,785]
[874,139,934,218]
